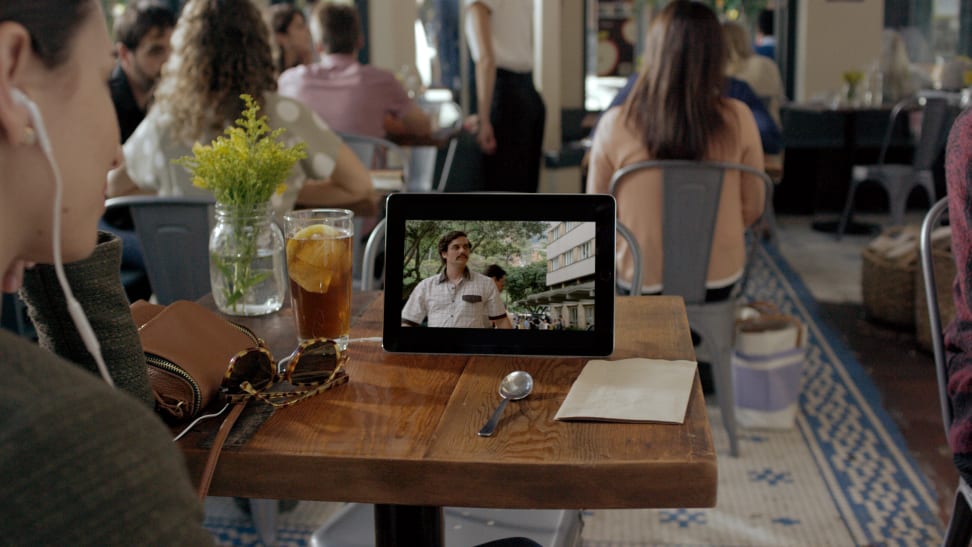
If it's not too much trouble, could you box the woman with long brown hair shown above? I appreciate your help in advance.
[586,0,765,299]
[110,0,372,215]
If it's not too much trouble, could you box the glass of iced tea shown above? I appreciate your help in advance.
[283,209,354,350]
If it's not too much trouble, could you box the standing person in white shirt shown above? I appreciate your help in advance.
[465,0,545,193]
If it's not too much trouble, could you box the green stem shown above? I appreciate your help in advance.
[216,202,270,313]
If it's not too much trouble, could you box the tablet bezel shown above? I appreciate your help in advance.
[381,192,616,356]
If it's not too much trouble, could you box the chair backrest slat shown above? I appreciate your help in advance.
[919,196,952,441]
[338,132,411,189]
[615,221,642,295]
[105,195,215,305]
[361,218,387,292]
[609,159,771,305]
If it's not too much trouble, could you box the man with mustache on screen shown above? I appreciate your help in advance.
[402,231,513,328]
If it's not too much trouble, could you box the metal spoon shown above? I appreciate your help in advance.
[478,371,534,437]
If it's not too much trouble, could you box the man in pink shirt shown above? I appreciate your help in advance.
[278,3,430,139]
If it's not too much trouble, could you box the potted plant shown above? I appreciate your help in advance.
[176,94,306,316]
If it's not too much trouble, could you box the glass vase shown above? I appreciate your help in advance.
[209,201,286,316]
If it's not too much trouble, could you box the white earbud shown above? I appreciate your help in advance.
[10,88,51,154]
[11,87,113,387]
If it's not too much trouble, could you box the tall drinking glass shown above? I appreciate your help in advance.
[283,209,354,350]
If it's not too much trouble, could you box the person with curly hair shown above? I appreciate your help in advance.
[109,0,373,216]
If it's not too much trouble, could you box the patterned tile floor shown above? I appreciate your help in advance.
[776,213,956,526]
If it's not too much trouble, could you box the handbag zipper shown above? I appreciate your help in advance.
[145,353,202,416]
[229,322,261,346]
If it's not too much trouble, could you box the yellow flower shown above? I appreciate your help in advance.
[174,94,306,208]
[843,70,863,86]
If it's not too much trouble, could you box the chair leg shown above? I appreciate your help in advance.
[888,175,935,228]
[887,185,908,227]
[942,485,972,547]
[689,310,740,458]
[761,183,779,246]
[836,179,861,241]
[711,341,739,457]
[249,498,279,546]
[921,177,937,213]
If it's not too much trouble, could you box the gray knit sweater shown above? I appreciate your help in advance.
[1,233,213,545]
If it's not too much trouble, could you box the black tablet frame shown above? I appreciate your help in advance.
[381,192,616,356]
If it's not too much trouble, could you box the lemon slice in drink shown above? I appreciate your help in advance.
[287,224,344,294]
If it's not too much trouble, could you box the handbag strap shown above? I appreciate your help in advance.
[196,402,246,501]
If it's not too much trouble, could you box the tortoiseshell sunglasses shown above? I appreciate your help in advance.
[221,338,348,408]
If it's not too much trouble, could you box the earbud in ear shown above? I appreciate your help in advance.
[9,87,51,153]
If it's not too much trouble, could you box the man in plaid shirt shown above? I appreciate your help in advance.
[402,231,512,328]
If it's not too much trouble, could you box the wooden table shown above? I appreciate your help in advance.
[182,293,716,546]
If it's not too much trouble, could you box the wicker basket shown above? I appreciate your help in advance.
[915,238,956,352]
[861,227,918,328]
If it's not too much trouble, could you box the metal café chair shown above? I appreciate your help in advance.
[358,218,386,291]
[104,195,215,305]
[919,197,972,546]
[609,159,774,457]
[837,96,950,240]
[338,132,411,191]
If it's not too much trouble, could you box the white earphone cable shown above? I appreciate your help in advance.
[16,90,114,387]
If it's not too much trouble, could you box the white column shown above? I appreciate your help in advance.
[795,0,883,101]
[368,1,417,73]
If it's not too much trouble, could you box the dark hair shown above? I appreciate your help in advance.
[484,264,506,280]
[624,0,727,160]
[757,9,774,37]
[268,3,305,73]
[269,3,302,34]
[315,3,359,54]
[437,230,468,265]
[0,1,95,68]
[113,0,176,51]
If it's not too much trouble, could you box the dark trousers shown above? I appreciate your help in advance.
[485,68,545,193]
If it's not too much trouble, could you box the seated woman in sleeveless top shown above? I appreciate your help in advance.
[586,0,765,300]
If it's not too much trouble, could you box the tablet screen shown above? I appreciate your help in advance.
[381,193,616,356]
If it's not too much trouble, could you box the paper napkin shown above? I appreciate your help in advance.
[554,358,697,423]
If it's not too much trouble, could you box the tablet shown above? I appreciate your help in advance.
[381,192,616,356]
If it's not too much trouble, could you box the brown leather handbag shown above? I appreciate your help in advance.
[131,300,259,421]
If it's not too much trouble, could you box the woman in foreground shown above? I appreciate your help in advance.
[586,0,765,299]
[0,1,213,543]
